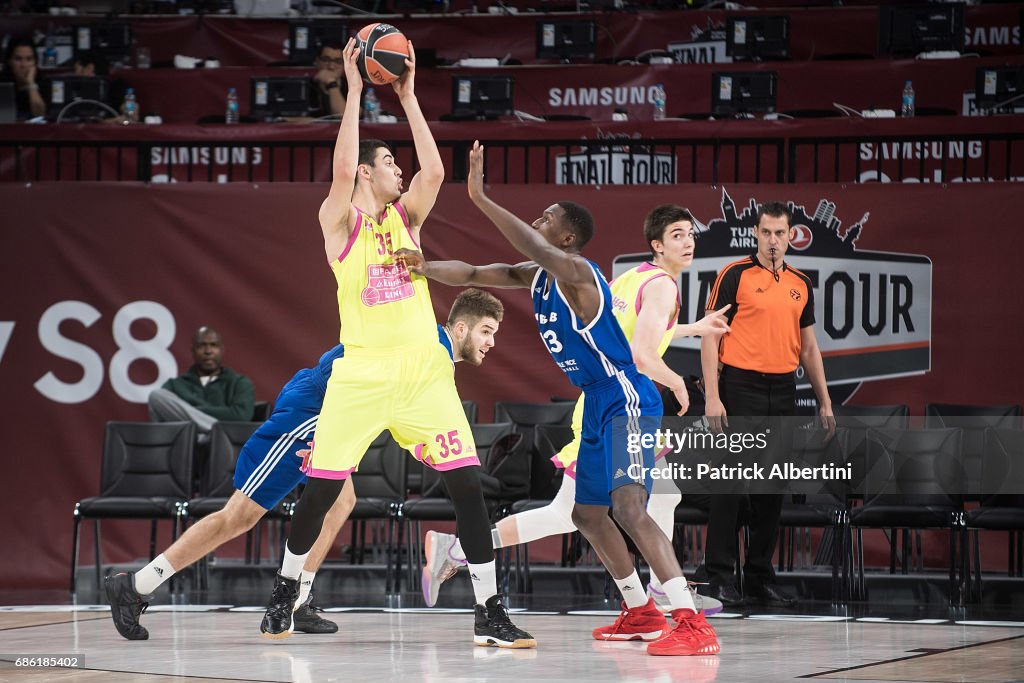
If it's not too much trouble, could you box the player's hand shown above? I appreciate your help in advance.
[694,305,731,337]
[342,38,363,95]
[705,397,728,434]
[394,247,426,275]
[467,140,486,202]
[671,383,690,416]
[819,404,836,441]
[391,39,416,101]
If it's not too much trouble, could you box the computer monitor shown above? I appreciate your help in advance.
[0,83,16,123]
[975,66,1024,112]
[73,23,133,67]
[250,76,311,119]
[711,71,777,116]
[726,15,790,61]
[288,19,349,65]
[450,76,514,120]
[535,19,597,61]
[877,3,965,57]
[43,76,110,121]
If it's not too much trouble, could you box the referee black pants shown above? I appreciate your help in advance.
[699,365,796,586]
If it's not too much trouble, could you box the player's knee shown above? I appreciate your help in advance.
[571,505,600,532]
[611,498,648,533]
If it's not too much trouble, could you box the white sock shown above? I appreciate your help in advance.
[649,571,664,593]
[662,576,696,612]
[615,570,647,609]
[467,560,497,605]
[298,570,315,607]
[134,554,175,595]
[281,546,310,580]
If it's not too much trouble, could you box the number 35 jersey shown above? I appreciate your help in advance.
[531,259,638,389]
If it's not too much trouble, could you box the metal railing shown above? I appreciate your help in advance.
[4,133,1023,184]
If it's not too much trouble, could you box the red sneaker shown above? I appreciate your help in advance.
[592,598,667,642]
[647,609,721,656]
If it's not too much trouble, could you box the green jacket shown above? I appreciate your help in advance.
[162,365,255,421]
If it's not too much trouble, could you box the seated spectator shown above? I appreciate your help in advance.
[148,326,255,441]
[1,36,46,119]
[307,39,348,118]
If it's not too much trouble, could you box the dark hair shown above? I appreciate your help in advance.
[74,50,109,76]
[756,200,792,228]
[644,204,694,256]
[358,139,391,167]
[317,39,346,55]
[3,36,36,67]
[448,288,504,327]
[556,200,595,250]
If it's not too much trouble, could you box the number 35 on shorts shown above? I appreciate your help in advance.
[434,430,463,459]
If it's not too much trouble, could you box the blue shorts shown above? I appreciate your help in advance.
[233,369,322,509]
[574,368,662,507]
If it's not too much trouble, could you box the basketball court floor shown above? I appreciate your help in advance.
[2,595,1022,682]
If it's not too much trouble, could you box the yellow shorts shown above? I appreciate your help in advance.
[305,341,478,478]
[551,395,584,477]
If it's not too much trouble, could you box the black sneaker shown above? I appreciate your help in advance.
[292,595,339,634]
[105,572,150,641]
[260,573,299,639]
[473,595,537,649]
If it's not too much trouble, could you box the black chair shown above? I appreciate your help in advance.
[251,401,273,422]
[461,399,479,424]
[925,403,1022,500]
[186,421,283,585]
[494,401,576,499]
[776,428,851,602]
[963,428,1024,601]
[835,404,909,499]
[401,422,517,591]
[71,421,195,593]
[509,423,576,592]
[348,430,408,594]
[848,427,964,603]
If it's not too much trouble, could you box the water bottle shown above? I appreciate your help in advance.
[225,87,239,125]
[363,88,379,123]
[123,88,139,123]
[901,80,915,118]
[653,83,666,121]
[43,36,57,69]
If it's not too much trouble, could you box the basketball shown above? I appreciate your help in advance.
[356,23,410,86]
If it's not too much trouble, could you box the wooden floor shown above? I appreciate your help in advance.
[1,606,1022,683]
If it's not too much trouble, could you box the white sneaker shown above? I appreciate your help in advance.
[646,582,724,616]
[422,531,466,607]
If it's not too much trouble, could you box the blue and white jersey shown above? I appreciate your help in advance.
[531,260,637,389]
[310,344,347,396]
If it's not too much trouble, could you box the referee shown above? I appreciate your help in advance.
[697,200,834,607]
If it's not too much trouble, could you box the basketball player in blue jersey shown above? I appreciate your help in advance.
[397,141,720,657]
[104,289,504,641]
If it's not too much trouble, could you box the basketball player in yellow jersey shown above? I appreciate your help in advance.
[420,206,731,629]
[260,38,535,648]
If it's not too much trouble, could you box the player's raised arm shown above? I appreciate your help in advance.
[395,248,535,288]
[318,38,363,256]
[393,40,444,234]
[465,141,593,286]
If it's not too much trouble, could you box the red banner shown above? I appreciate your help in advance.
[1,181,1021,588]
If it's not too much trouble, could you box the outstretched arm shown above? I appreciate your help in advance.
[318,38,363,256]
[672,305,731,339]
[395,248,535,288]
[466,141,593,286]
[393,41,444,234]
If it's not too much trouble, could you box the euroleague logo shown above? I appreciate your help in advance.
[790,224,813,251]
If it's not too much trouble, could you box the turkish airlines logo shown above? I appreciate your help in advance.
[790,224,813,251]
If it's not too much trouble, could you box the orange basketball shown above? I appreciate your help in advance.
[356,23,410,85]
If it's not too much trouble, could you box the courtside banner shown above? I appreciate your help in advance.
[614,188,932,390]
